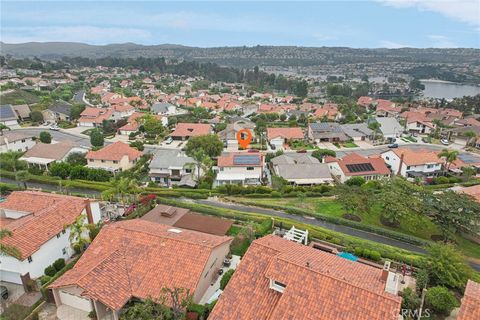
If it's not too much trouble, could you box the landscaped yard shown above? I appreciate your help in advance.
[289,140,317,150]
[229,197,480,260]
[342,142,359,148]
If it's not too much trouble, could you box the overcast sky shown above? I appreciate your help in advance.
[1,1,479,48]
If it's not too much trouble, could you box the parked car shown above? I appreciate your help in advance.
[0,286,8,300]
[388,143,399,148]
[165,137,173,145]
[49,124,60,131]
[441,139,450,145]
[296,149,307,153]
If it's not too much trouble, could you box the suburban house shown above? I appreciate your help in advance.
[215,152,264,186]
[111,104,135,121]
[45,101,73,122]
[78,107,113,127]
[381,148,443,179]
[49,220,232,320]
[20,141,87,170]
[151,102,177,115]
[209,235,402,320]
[0,104,20,129]
[326,153,390,183]
[170,123,212,141]
[148,149,198,187]
[218,118,256,149]
[267,127,304,150]
[375,100,401,117]
[340,123,373,141]
[86,141,142,172]
[0,131,36,153]
[357,96,375,108]
[308,122,349,143]
[370,117,404,140]
[401,111,434,135]
[446,126,480,147]
[141,204,233,236]
[457,280,480,320]
[12,104,32,121]
[0,191,101,286]
[313,103,341,120]
[117,112,167,136]
[271,153,334,185]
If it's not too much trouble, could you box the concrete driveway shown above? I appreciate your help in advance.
[0,282,25,313]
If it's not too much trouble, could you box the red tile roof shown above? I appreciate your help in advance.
[459,185,480,203]
[357,96,374,107]
[210,235,401,320]
[217,152,264,167]
[335,153,390,176]
[457,280,480,320]
[0,191,89,260]
[389,148,443,166]
[170,123,212,137]
[267,127,304,140]
[50,220,232,310]
[86,141,142,162]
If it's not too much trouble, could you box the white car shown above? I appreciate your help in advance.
[165,137,173,145]
[440,139,450,145]
[49,125,60,131]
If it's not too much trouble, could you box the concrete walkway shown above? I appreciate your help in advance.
[56,304,90,320]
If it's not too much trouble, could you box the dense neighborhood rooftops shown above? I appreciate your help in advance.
[340,123,373,138]
[86,141,142,162]
[266,127,304,140]
[271,153,319,165]
[0,191,90,260]
[21,141,79,162]
[373,117,403,137]
[328,153,390,176]
[50,220,232,311]
[209,235,401,320]
[386,148,443,166]
[457,280,480,320]
[217,152,263,167]
[170,123,212,137]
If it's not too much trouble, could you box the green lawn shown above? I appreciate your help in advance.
[232,197,480,260]
[342,142,359,148]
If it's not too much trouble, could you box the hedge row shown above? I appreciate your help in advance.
[157,197,424,267]
[228,198,430,247]
[40,255,82,299]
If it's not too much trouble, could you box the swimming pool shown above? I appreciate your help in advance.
[337,252,358,262]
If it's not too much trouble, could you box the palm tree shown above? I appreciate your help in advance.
[66,215,90,253]
[185,150,213,183]
[0,229,21,259]
[438,149,459,173]
[1,151,26,173]
[368,121,381,143]
[101,177,139,211]
[0,124,10,136]
[15,170,30,189]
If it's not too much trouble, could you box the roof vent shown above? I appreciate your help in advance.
[167,228,182,234]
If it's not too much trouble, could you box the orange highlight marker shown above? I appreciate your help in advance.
[236,129,253,149]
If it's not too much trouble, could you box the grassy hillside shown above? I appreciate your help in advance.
[0,89,40,105]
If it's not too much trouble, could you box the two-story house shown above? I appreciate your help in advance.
[0,191,101,286]
[148,149,199,187]
[381,148,443,179]
[215,152,264,186]
[86,141,142,172]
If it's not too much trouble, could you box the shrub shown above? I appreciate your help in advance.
[415,269,429,292]
[73,243,82,254]
[401,287,420,312]
[354,247,364,257]
[187,303,206,316]
[425,286,458,316]
[40,275,52,285]
[39,131,52,144]
[90,129,104,147]
[44,265,56,277]
[220,269,235,290]
[53,258,66,271]
[433,176,449,185]
[345,176,366,186]
[271,191,281,197]
[368,250,382,261]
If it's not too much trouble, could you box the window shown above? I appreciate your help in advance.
[407,166,411,170]
[385,156,390,160]
[246,167,254,171]
[101,160,106,163]
[89,159,94,162]
[427,164,434,169]
[62,248,67,255]
[62,230,66,234]
[269,279,286,293]
[185,168,192,173]
[21,139,25,143]
[113,160,118,164]
[27,256,33,263]
[56,233,61,238]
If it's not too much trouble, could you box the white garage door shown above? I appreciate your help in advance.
[59,290,93,312]
[0,270,22,284]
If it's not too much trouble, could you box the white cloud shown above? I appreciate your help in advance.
[379,0,480,28]
[379,40,410,48]
[1,26,152,44]
[427,34,458,47]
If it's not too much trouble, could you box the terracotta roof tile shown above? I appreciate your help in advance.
[217,152,264,167]
[170,123,212,137]
[0,191,89,260]
[457,280,480,320]
[210,235,401,320]
[50,220,231,310]
[267,127,304,140]
[390,148,443,166]
[86,141,142,162]
[335,153,390,176]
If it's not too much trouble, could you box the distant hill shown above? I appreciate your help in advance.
[1,42,479,68]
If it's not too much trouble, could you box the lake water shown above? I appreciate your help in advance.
[420,80,480,99]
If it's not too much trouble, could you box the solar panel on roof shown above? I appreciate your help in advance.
[458,153,480,164]
[345,163,375,173]
[0,105,15,119]
[233,154,260,165]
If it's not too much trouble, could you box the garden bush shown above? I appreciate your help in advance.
[40,275,52,285]
[44,265,56,277]
[53,258,66,271]
[271,191,281,197]
[401,287,420,312]
[425,286,458,316]
[415,269,429,292]
[220,269,235,290]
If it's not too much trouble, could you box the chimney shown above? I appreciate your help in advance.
[84,199,94,224]
[397,153,404,176]
[380,261,391,282]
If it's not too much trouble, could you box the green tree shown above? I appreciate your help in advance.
[368,121,381,142]
[49,162,72,179]
[142,115,164,136]
[427,190,480,241]
[335,185,370,215]
[0,229,21,259]
[121,298,171,320]
[66,215,90,252]
[463,130,477,147]
[311,149,336,161]
[101,177,139,209]
[185,150,214,183]
[90,129,104,147]
[423,244,473,290]
[185,134,223,158]
[70,103,86,120]
[15,170,30,189]
[425,286,458,316]
[65,152,87,166]
[0,151,27,173]
[437,149,458,173]
[39,131,52,144]
[0,124,11,135]
[345,176,366,186]
[29,110,44,123]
